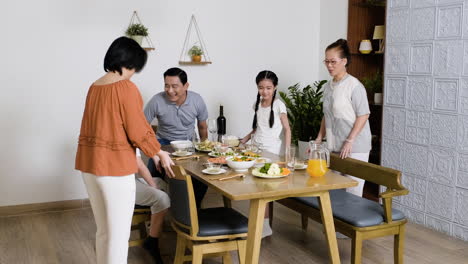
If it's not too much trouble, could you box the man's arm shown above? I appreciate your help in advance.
[136,156,157,188]
[198,120,208,141]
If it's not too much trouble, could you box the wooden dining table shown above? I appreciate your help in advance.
[168,148,357,264]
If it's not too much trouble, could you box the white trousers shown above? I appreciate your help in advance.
[345,152,370,197]
[82,172,136,264]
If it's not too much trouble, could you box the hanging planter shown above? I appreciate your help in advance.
[126,24,148,45]
[125,11,155,51]
[179,15,212,65]
[188,45,203,62]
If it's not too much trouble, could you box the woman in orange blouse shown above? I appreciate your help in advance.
[75,37,174,264]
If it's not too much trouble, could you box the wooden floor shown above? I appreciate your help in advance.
[1,189,468,264]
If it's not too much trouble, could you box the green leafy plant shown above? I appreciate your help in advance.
[188,45,204,56]
[362,71,383,93]
[125,23,148,36]
[279,80,327,144]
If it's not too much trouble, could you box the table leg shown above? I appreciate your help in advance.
[245,198,267,264]
[318,191,341,264]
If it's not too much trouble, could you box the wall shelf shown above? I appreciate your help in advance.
[178,61,212,65]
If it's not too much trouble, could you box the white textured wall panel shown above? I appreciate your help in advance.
[383,1,468,241]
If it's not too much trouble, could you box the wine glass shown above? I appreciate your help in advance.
[207,119,217,142]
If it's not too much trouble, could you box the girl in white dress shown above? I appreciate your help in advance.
[241,70,291,238]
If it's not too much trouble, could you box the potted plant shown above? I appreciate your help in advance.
[362,71,383,104]
[279,80,327,159]
[188,45,203,62]
[125,23,148,45]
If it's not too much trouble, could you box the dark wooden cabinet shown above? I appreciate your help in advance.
[347,0,386,201]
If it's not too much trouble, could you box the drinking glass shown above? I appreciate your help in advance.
[285,146,297,172]
[190,130,200,152]
[207,119,217,142]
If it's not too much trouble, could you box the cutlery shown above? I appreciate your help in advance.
[211,174,245,181]
[173,155,201,161]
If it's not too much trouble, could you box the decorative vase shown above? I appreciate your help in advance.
[130,35,144,45]
[191,55,202,62]
[359,40,372,54]
[374,93,383,104]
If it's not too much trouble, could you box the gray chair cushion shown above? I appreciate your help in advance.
[292,189,405,227]
[196,207,249,237]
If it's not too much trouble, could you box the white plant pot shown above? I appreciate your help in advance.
[130,35,144,45]
[374,93,383,104]
[298,140,309,160]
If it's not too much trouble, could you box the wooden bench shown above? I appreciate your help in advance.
[274,153,409,264]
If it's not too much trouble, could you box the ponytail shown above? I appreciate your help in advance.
[252,93,261,129]
[269,90,276,128]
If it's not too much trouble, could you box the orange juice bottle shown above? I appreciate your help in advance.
[307,159,328,177]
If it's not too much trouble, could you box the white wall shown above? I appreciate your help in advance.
[319,0,349,81]
[382,0,468,241]
[0,0,327,206]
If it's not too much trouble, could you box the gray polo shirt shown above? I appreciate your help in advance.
[144,91,208,141]
[322,74,372,153]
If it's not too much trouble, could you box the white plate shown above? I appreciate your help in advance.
[251,168,289,178]
[253,173,288,179]
[195,147,212,153]
[208,152,234,157]
[291,163,307,170]
[202,168,227,175]
[171,151,193,157]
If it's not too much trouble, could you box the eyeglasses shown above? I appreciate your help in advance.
[323,59,342,66]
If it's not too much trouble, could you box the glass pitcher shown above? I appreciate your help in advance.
[307,140,330,177]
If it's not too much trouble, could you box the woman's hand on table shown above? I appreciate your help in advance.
[340,139,353,159]
[156,151,175,178]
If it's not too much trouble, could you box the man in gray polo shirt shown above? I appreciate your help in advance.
[144,67,208,145]
[144,67,209,208]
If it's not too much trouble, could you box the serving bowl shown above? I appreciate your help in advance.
[170,140,192,151]
[226,156,256,172]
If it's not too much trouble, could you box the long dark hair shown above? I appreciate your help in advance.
[252,70,278,129]
[326,38,351,67]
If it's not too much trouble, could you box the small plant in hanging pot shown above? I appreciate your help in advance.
[188,45,203,62]
[125,23,148,45]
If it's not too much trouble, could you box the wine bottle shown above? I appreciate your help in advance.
[217,105,226,141]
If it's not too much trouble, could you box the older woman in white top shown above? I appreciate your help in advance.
[315,39,372,197]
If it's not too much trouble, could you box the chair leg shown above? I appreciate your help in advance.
[222,251,233,264]
[301,214,308,230]
[223,195,232,208]
[174,234,187,264]
[269,202,274,227]
[192,244,203,264]
[237,240,247,264]
[394,224,405,264]
[352,232,363,264]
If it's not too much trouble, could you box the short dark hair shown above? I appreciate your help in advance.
[163,67,188,85]
[104,36,148,75]
[326,38,351,67]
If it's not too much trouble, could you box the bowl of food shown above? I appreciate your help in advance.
[226,156,256,172]
[170,140,192,152]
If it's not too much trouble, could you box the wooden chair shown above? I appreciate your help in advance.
[169,165,248,264]
[129,205,152,247]
[275,153,409,264]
